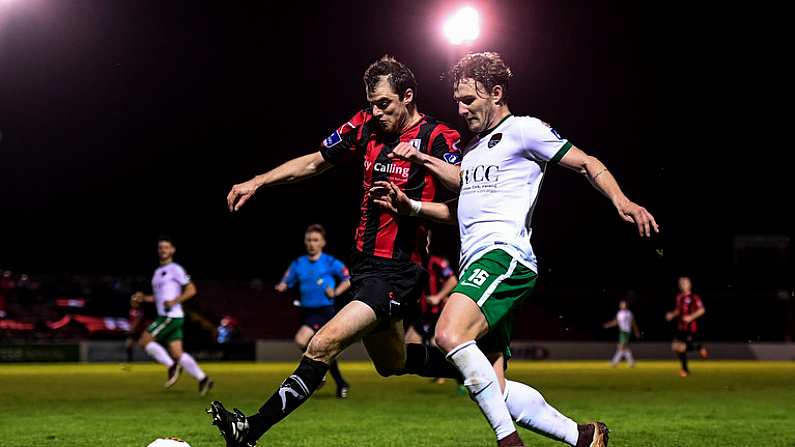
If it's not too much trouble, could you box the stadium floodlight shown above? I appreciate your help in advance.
[443,6,480,45]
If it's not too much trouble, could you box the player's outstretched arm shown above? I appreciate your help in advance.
[603,319,617,329]
[558,146,659,237]
[227,151,333,212]
[371,180,456,223]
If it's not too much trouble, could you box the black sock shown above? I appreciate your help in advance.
[678,352,689,372]
[126,344,133,363]
[246,356,329,441]
[404,343,462,380]
[328,359,347,387]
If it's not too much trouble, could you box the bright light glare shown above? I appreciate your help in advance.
[443,7,480,45]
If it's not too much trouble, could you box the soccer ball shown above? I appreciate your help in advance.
[146,437,191,447]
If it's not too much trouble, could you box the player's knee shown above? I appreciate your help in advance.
[305,332,340,362]
[138,334,151,348]
[434,326,465,354]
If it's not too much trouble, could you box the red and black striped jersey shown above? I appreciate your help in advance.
[675,292,704,332]
[320,109,461,264]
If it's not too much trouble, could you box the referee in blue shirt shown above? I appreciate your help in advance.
[275,224,351,398]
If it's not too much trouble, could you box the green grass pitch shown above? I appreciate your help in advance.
[1,361,793,446]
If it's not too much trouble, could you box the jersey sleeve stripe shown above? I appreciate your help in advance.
[550,141,573,164]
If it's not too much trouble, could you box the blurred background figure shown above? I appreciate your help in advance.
[216,315,239,345]
[132,236,213,395]
[666,276,708,377]
[274,224,352,398]
[405,234,458,385]
[603,299,640,367]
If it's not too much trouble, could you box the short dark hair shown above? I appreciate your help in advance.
[450,52,513,101]
[363,55,418,103]
[157,234,175,246]
[305,224,326,239]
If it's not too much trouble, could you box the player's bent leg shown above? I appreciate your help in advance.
[209,300,379,445]
[328,358,349,398]
[401,315,461,379]
[362,319,407,377]
[436,294,519,444]
[498,349,608,447]
[160,339,184,388]
[625,348,635,367]
[434,293,490,353]
[170,339,212,393]
[609,345,622,367]
[503,379,578,445]
[138,330,154,348]
[168,339,184,358]
[139,330,175,372]
[672,340,689,376]
[305,300,378,363]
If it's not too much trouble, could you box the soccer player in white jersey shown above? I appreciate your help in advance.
[603,300,641,367]
[374,52,658,447]
[132,236,214,396]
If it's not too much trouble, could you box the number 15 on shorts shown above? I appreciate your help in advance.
[462,268,489,288]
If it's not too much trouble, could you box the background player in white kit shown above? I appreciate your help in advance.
[375,52,658,446]
[132,236,214,395]
[603,300,641,367]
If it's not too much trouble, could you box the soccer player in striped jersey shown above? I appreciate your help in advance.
[209,56,463,446]
[665,276,707,377]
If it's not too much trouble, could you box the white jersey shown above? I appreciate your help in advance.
[457,115,572,272]
[616,309,634,333]
[152,262,191,318]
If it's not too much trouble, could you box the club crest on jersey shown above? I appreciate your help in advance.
[540,121,563,140]
[323,130,342,148]
[409,138,422,149]
[443,152,461,164]
[487,133,502,148]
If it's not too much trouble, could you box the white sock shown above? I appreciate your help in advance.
[611,350,622,365]
[144,341,174,367]
[625,350,635,365]
[178,353,207,381]
[448,341,516,441]
[504,380,579,446]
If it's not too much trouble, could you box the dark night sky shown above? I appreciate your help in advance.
[0,1,789,287]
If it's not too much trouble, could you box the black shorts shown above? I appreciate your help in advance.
[673,330,702,351]
[348,252,427,324]
[300,306,336,332]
